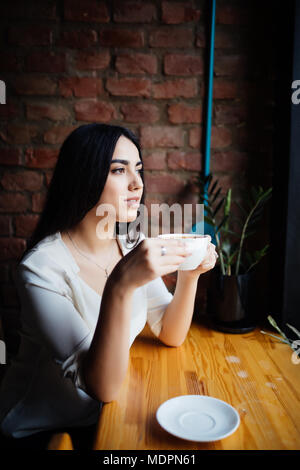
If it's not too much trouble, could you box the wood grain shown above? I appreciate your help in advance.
[93,320,300,450]
[47,433,74,450]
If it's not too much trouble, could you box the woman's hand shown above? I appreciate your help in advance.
[111,238,193,290]
[183,241,218,279]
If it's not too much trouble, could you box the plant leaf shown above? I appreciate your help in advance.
[267,315,290,343]
[211,187,222,205]
[260,330,291,345]
[204,215,214,226]
[286,323,300,339]
[216,214,229,233]
[208,179,218,196]
[213,197,225,217]
[235,201,248,216]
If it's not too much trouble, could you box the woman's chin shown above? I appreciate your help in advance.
[118,209,139,223]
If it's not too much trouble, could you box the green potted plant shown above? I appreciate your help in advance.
[196,173,272,333]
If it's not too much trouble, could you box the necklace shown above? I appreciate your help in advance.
[66,230,115,279]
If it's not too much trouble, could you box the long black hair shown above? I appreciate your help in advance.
[18,123,145,264]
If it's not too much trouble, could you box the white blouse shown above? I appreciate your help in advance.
[0,231,173,438]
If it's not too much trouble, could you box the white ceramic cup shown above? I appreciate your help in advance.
[157,233,211,271]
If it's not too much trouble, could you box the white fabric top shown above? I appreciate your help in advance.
[0,231,173,438]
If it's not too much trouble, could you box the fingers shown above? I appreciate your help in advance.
[156,239,192,257]
[207,242,218,257]
[202,243,218,268]
[155,240,191,269]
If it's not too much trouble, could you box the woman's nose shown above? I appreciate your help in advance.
[128,174,143,191]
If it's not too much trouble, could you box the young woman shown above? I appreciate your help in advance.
[0,124,217,449]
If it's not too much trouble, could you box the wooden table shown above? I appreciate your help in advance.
[93,319,300,450]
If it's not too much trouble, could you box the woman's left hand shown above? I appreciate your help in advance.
[185,240,219,278]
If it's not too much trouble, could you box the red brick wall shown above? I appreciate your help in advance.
[0,0,275,353]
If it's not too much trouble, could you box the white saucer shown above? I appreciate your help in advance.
[156,395,240,442]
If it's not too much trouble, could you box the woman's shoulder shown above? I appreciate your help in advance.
[16,232,77,284]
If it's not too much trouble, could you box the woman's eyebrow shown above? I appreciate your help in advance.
[111,159,143,166]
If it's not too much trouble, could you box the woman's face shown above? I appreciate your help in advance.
[98,135,144,224]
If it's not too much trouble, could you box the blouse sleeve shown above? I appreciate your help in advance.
[146,277,173,337]
[15,257,93,395]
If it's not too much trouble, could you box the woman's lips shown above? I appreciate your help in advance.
[126,199,140,207]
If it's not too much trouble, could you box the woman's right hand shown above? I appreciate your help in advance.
[110,237,193,290]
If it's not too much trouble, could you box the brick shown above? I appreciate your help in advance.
[214,54,248,77]
[167,151,201,171]
[0,238,26,261]
[149,27,193,48]
[8,26,52,46]
[140,126,184,148]
[120,103,159,123]
[196,30,238,49]
[195,30,205,48]
[25,148,59,169]
[144,173,185,194]
[214,174,239,193]
[143,151,166,170]
[26,103,71,121]
[153,78,197,99]
[168,103,202,124]
[162,1,201,24]
[26,52,66,73]
[214,104,247,125]
[59,77,103,98]
[189,126,232,149]
[0,125,38,145]
[44,125,78,144]
[3,1,57,20]
[0,103,19,121]
[189,127,202,149]
[144,195,162,210]
[0,193,29,213]
[213,79,238,99]
[57,30,97,48]
[99,29,144,48]
[0,149,22,166]
[74,100,117,122]
[1,171,43,191]
[115,53,157,75]
[45,171,53,187]
[164,54,203,75]
[106,78,151,97]
[0,216,11,235]
[113,1,156,23]
[211,151,248,172]
[75,50,110,70]
[32,193,46,212]
[15,214,39,237]
[211,127,232,149]
[12,75,57,96]
[64,0,109,22]
[216,6,248,25]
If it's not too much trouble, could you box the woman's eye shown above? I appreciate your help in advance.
[111,168,143,175]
